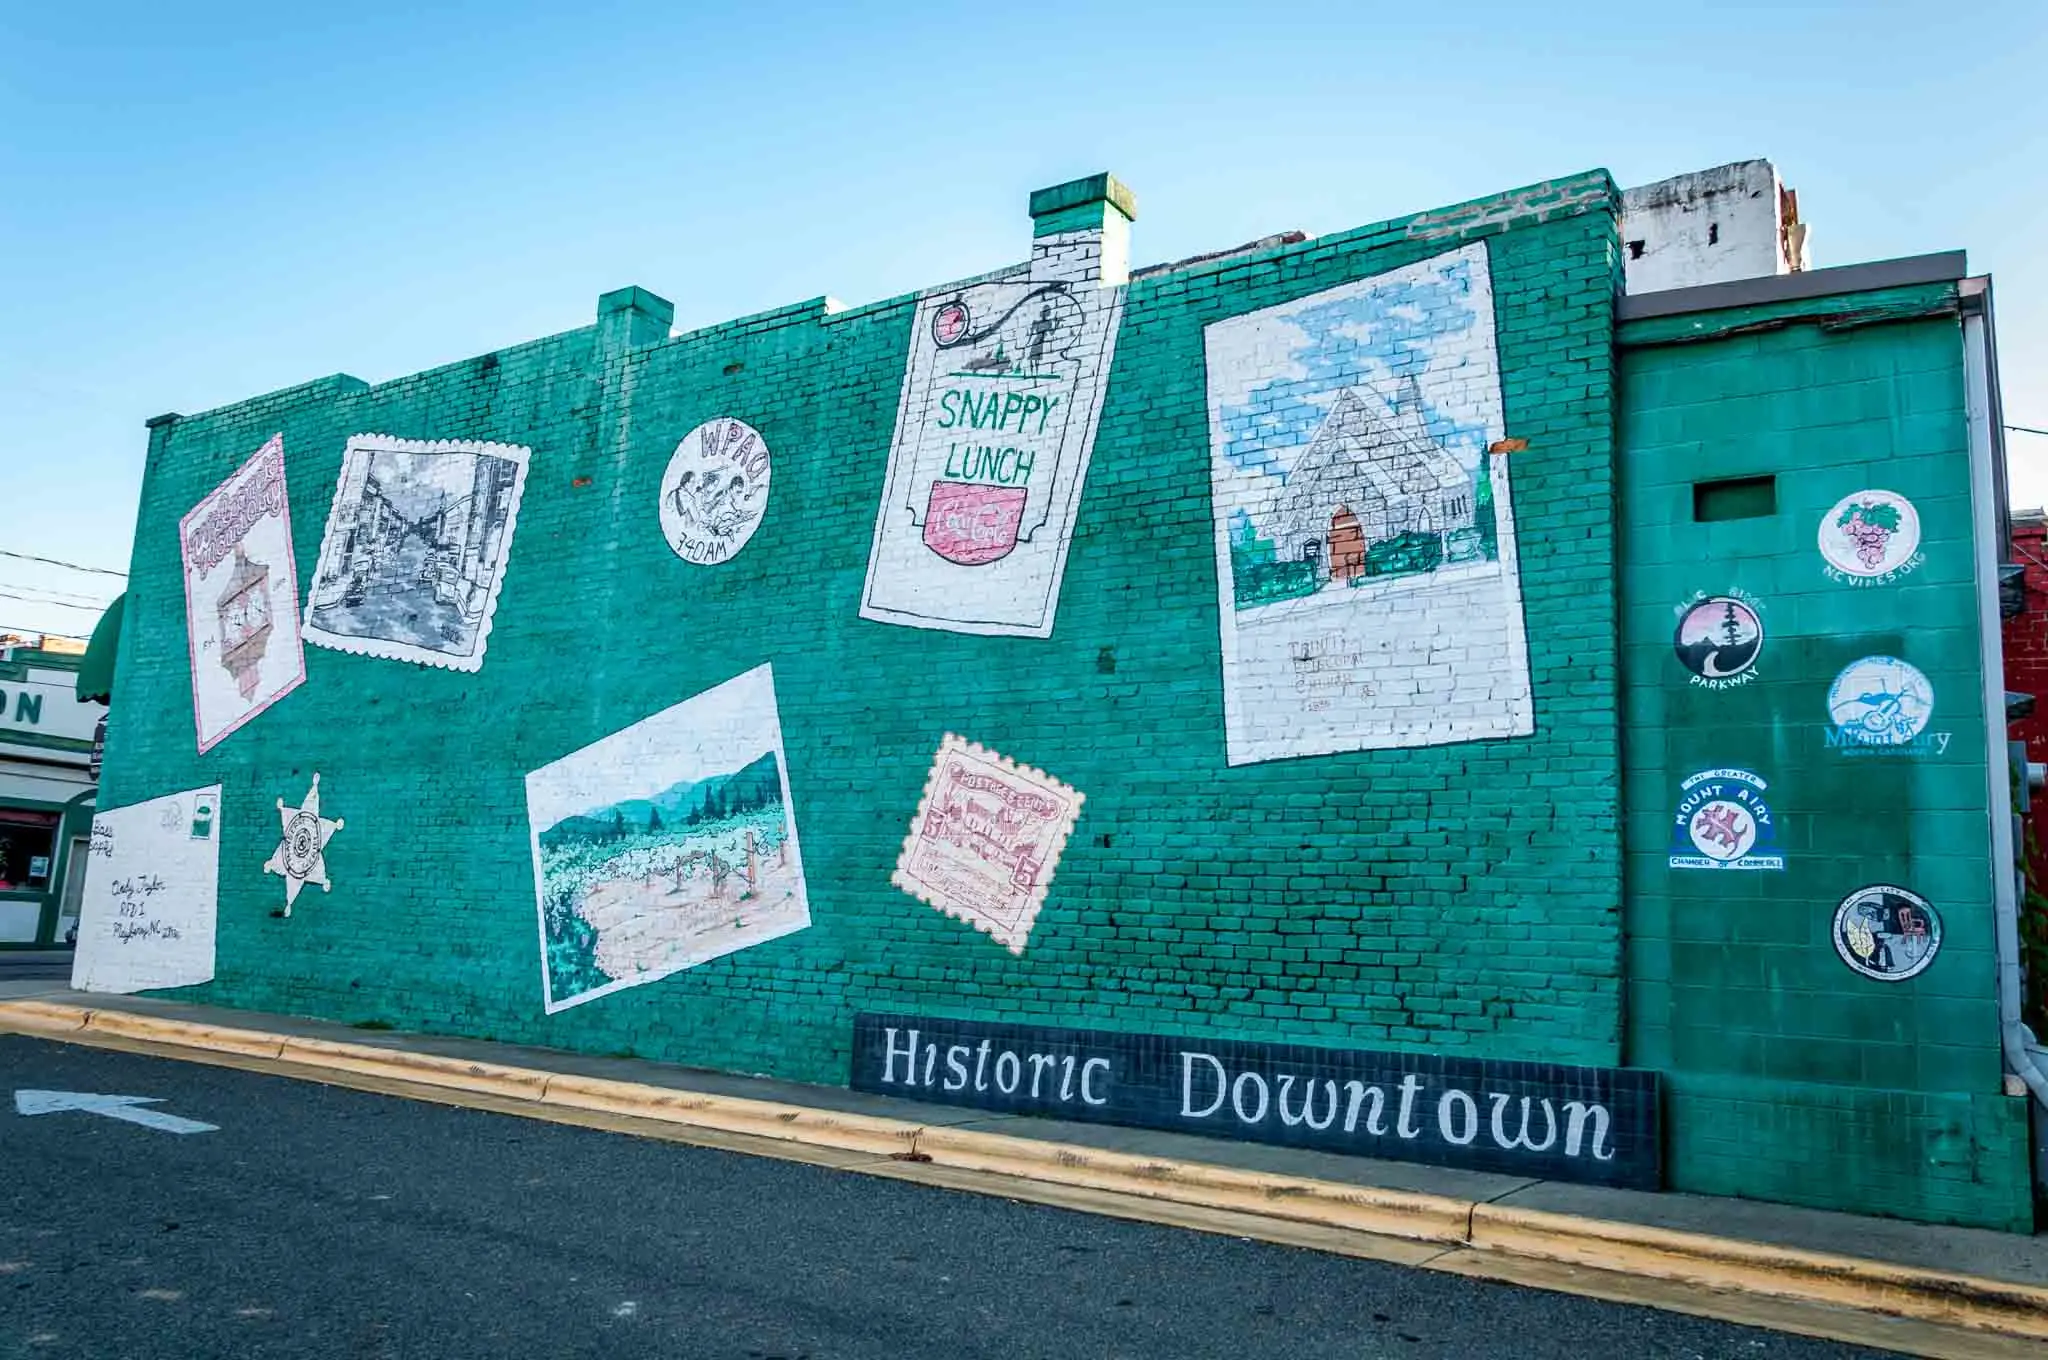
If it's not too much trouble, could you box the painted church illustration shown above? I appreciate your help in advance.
[1269,381,1477,583]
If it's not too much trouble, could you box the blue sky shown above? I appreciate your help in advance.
[3,1,2044,639]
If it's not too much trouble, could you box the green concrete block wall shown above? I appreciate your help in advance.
[98,173,1627,1091]
[1618,291,2034,1231]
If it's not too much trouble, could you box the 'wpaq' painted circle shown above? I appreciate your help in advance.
[1818,489,1921,579]
[1832,885,1941,982]
[1826,656,1934,747]
[1673,596,1763,681]
[659,418,772,566]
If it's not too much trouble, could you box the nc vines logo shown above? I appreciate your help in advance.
[1672,591,1763,689]
[1826,656,1948,756]
[1819,489,1923,585]
[1668,768,1783,871]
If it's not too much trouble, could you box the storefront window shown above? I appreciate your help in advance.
[0,809,60,893]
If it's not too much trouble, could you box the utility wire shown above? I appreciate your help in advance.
[0,548,126,579]
[0,581,114,608]
[0,590,105,612]
[2009,424,2048,439]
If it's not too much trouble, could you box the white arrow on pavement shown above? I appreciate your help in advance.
[14,1090,218,1135]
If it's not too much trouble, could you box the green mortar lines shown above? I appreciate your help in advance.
[94,168,2033,1231]
[1618,296,2031,1231]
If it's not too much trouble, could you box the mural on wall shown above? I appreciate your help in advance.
[1832,885,1941,982]
[893,734,1084,954]
[859,268,1125,637]
[1203,242,1533,765]
[659,417,772,565]
[1667,768,1784,870]
[525,663,810,1013]
[1819,489,1923,586]
[180,435,306,753]
[71,785,222,994]
[1672,591,1763,689]
[1826,655,1948,756]
[303,435,531,671]
[264,773,343,917]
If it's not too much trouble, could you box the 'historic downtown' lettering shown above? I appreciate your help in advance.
[851,1015,1659,1189]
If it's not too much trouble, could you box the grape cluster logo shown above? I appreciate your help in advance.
[1818,489,1922,585]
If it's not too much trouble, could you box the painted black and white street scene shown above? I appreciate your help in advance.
[303,434,531,671]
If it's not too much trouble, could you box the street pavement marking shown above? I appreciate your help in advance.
[14,1088,218,1134]
[6,1021,2042,1357]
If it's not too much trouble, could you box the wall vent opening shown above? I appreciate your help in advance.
[1693,474,1776,522]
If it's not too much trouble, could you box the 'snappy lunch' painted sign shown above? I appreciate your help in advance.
[851,1014,1661,1189]
[859,267,1124,638]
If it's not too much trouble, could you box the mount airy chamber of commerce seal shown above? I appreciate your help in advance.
[1668,768,1784,871]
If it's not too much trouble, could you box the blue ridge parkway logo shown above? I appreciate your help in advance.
[1668,768,1784,871]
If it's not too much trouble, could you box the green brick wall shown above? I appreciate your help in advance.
[1617,286,2034,1231]
[99,172,1627,1089]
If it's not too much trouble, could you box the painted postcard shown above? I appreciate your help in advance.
[303,434,530,671]
[71,784,223,995]
[1203,241,1534,765]
[893,734,1084,953]
[180,435,306,752]
[860,266,1125,637]
[525,663,810,1013]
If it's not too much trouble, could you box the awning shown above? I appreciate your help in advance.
[76,592,124,705]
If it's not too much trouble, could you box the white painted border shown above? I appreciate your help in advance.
[891,733,1084,953]
[301,433,532,672]
[179,435,307,753]
[1202,240,1534,765]
[526,662,810,1014]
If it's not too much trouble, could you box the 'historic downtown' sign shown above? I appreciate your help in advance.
[851,1014,1662,1189]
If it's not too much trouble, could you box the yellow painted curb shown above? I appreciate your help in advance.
[86,1009,285,1059]
[8,998,2047,1345]
[1470,1204,2048,1341]
[275,1036,550,1101]
[0,999,91,1034]
[912,1123,1472,1246]
[539,1073,920,1158]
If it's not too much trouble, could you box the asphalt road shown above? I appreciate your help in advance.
[0,1034,1897,1360]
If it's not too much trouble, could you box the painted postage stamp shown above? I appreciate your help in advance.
[303,434,531,671]
[892,734,1084,953]
[179,435,306,752]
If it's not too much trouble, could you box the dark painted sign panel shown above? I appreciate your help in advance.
[851,1013,1661,1190]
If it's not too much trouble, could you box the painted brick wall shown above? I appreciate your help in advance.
[98,174,1626,1091]
[1617,287,2034,1231]
[2002,514,2048,1029]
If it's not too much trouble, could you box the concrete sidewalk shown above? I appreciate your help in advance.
[4,979,2045,1357]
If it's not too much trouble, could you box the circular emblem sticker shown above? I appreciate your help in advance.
[1669,768,1783,870]
[1832,885,1941,981]
[1819,489,1921,582]
[1673,595,1763,686]
[1827,656,1933,748]
[659,418,771,565]
[932,301,971,348]
[284,811,322,877]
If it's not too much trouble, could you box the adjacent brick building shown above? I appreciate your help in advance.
[76,168,2043,1230]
